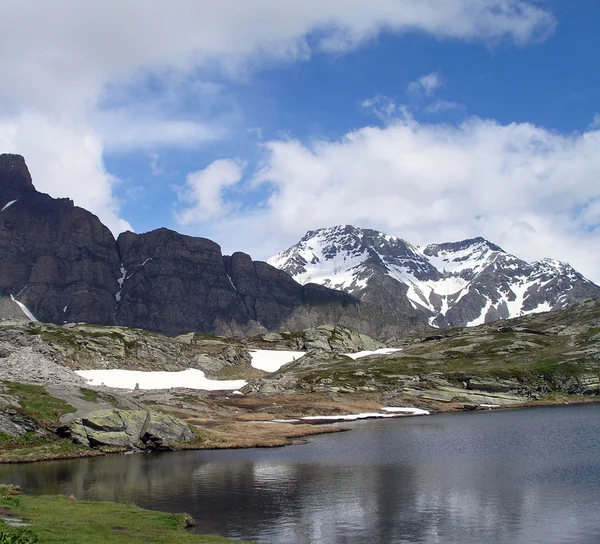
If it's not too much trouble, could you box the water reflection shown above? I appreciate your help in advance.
[1,404,599,544]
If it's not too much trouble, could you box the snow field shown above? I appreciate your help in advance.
[75,347,404,391]
[75,368,246,391]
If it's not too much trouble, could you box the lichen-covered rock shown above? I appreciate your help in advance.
[293,325,382,352]
[0,408,45,438]
[61,409,195,450]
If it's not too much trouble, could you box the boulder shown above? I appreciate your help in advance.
[296,325,382,352]
[0,408,45,439]
[60,409,195,450]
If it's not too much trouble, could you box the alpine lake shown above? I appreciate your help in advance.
[1,403,599,544]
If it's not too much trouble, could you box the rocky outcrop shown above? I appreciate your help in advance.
[0,408,45,439]
[0,383,48,439]
[116,229,262,336]
[0,321,253,379]
[59,409,196,450]
[0,154,121,327]
[293,325,381,352]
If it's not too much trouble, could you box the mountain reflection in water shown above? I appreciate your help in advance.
[1,404,599,544]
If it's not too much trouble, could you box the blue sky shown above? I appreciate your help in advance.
[1,1,599,281]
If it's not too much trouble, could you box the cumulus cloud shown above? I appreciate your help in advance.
[177,159,245,225]
[0,1,556,234]
[195,117,600,283]
[0,113,131,235]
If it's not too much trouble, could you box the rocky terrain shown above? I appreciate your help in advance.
[269,225,600,328]
[251,297,600,407]
[1,298,599,462]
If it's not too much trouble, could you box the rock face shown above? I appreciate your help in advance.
[269,225,600,328]
[3,155,597,338]
[116,230,261,336]
[0,155,371,336]
[61,409,195,450]
[0,154,121,326]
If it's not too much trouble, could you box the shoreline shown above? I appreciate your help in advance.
[2,394,598,465]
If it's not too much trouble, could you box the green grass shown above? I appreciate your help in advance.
[0,487,252,543]
[0,382,99,463]
[77,388,99,403]
[0,439,102,464]
[1,382,75,428]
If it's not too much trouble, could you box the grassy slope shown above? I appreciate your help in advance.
[0,382,95,463]
[287,299,600,395]
[0,487,252,543]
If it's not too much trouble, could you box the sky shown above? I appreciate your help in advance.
[1,1,599,283]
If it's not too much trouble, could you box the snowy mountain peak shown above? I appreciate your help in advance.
[269,225,600,328]
[267,225,428,293]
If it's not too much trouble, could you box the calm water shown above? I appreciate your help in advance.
[1,404,600,544]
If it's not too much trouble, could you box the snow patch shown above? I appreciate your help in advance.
[1,199,17,212]
[380,407,430,415]
[226,275,237,291]
[116,265,127,303]
[273,408,429,423]
[344,348,402,360]
[75,368,246,391]
[10,295,38,322]
[467,297,493,327]
[250,350,306,372]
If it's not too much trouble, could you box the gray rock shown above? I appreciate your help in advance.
[61,409,195,450]
[0,408,45,438]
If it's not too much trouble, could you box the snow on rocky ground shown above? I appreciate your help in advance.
[73,348,405,392]
[344,348,402,360]
[250,347,403,372]
[273,407,429,423]
[10,295,38,322]
[249,350,307,372]
[75,368,247,391]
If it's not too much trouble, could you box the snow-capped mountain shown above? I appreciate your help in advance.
[268,225,600,328]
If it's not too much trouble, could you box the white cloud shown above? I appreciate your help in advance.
[95,113,228,152]
[360,95,409,122]
[149,153,162,176]
[590,113,600,129]
[177,159,245,224]
[0,113,131,235]
[424,100,464,114]
[0,1,556,235]
[195,118,600,283]
[408,72,445,96]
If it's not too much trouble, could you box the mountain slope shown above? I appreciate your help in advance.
[1,154,429,337]
[268,225,600,328]
[0,154,365,336]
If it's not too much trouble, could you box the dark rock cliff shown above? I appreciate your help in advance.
[0,154,121,326]
[1,154,403,336]
[116,229,260,336]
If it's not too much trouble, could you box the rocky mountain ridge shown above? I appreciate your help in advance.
[268,225,600,328]
[1,154,381,337]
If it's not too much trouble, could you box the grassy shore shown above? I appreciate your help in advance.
[0,485,252,544]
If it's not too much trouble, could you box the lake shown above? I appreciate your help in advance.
[1,404,599,543]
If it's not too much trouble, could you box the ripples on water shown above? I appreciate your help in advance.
[1,404,599,544]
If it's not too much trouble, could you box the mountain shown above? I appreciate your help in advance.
[268,225,600,328]
[0,154,367,336]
